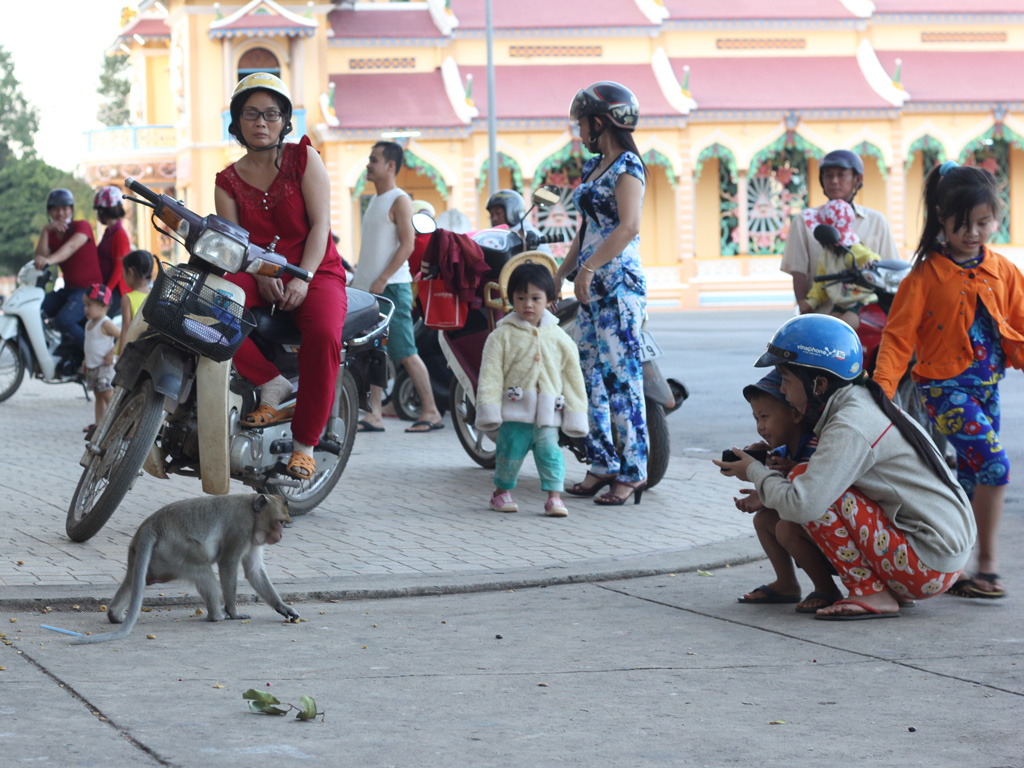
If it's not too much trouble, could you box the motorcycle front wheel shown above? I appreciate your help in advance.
[450,377,496,468]
[66,379,165,542]
[258,368,359,515]
[0,339,26,403]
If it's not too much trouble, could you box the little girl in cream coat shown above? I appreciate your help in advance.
[476,261,587,517]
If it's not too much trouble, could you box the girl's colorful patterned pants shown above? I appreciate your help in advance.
[917,382,1009,498]
[790,465,963,599]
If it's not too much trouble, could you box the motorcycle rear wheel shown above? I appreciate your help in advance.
[66,379,165,542]
[0,339,26,403]
[450,377,496,469]
[644,399,670,490]
[258,368,359,515]
[393,366,422,422]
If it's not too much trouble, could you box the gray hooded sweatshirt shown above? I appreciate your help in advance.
[747,384,976,574]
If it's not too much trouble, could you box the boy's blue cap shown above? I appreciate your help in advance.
[743,370,788,405]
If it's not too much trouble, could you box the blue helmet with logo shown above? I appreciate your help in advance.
[754,315,863,381]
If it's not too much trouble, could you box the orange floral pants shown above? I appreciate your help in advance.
[789,465,963,600]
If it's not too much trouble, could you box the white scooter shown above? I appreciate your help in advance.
[0,262,105,402]
[66,178,393,542]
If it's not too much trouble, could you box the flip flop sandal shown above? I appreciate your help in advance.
[946,578,978,598]
[795,591,841,613]
[814,598,900,621]
[242,403,287,428]
[286,451,315,480]
[738,584,802,604]
[961,572,1006,599]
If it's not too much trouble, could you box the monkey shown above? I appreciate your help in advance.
[73,493,299,645]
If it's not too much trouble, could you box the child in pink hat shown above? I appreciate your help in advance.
[801,199,881,329]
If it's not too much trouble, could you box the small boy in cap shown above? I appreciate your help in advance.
[82,283,120,432]
[730,370,842,613]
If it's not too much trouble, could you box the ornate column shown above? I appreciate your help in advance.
[736,170,749,255]
[677,133,695,261]
[889,121,906,253]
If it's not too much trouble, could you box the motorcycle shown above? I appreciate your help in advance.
[419,187,687,490]
[0,262,103,402]
[66,178,392,542]
[812,224,949,456]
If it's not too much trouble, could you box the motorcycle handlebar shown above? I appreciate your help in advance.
[540,233,565,244]
[814,270,856,282]
[124,177,161,206]
[283,263,313,283]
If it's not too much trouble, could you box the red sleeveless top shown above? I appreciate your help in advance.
[214,136,344,280]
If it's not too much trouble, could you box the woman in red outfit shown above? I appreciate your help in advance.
[94,186,131,317]
[214,73,348,480]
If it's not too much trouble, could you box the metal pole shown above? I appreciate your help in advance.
[485,0,499,196]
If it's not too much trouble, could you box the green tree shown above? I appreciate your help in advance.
[0,45,40,168]
[0,157,95,276]
[97,53,131,127]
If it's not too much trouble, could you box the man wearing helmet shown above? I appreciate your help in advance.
[780,149,899,314]
[486,189,551,255]
[715,315,974,620]
[33,188,102,366]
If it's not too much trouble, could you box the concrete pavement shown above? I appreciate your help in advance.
[1,372,1021,767]
[1,376,755,607]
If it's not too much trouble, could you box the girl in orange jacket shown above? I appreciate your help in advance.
[875,162,1024,599]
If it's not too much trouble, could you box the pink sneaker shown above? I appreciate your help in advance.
[490,490,518,513]
[544,498,568,517]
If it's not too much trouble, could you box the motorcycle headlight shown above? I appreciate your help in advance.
[882,270,905,294]
[192,230,247,273]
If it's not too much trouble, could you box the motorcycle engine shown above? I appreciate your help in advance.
[162,413,201,464]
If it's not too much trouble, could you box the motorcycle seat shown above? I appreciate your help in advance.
[249,288,380,345]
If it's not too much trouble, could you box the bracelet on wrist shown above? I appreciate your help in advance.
[580,263,595,274]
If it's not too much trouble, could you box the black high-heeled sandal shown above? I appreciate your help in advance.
[594,480,647,506]
[565,471,615,497]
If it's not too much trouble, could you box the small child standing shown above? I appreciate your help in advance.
[475,258,588,517]
[118,249,154,354]
[801,198,880,330]
[731,371,842,613]
[82,284,120,432]
[875,162,1024,599]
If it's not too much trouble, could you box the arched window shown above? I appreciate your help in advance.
[237,48,280,81]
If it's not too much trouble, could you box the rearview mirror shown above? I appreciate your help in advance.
[532,185,561,207]
[412,211,437,235]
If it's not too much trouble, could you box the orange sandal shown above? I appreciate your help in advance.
[242,403,288,428]
[286,451,315,480]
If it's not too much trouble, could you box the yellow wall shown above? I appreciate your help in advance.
[694,158,721,260]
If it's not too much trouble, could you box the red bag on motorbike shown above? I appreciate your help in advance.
[418,276,467,330]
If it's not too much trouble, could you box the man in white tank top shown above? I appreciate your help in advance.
[353,141,444,433]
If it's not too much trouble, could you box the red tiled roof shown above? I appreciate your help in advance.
[663,0,860,21]
[449,0,655,30]
[120,18,171,38]
[875,51,1024,103]
[328,7,443,39]
[329,71,462,129]
[458,63,678,121]
[872,0,1024,12]
[670,56,892,111]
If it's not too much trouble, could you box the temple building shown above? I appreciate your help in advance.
[84,0,1024,308]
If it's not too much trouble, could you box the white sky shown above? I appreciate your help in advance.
[4,0,131,172]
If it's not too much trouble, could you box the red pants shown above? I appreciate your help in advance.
[790,465,963,600]
[226,270,347,447]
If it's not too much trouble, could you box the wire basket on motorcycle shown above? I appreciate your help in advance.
[142,262,255,362]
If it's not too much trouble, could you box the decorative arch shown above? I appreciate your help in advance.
[746,132,824,255]
[642,149,676,188]
[905,134,947,172]
[352,150,450,200]
[531,142,588,189]
[237,46,281,79]
[694,142,738,182]
[477,152,524,194]
[851,140,888,178]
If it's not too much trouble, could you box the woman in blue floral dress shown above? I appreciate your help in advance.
[556,81,649,506]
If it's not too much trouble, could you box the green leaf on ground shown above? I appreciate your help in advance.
[242,689,281,705]
[296,695,318,721]
[247,700,288,716]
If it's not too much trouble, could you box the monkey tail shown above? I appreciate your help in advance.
[72,531,156,645]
